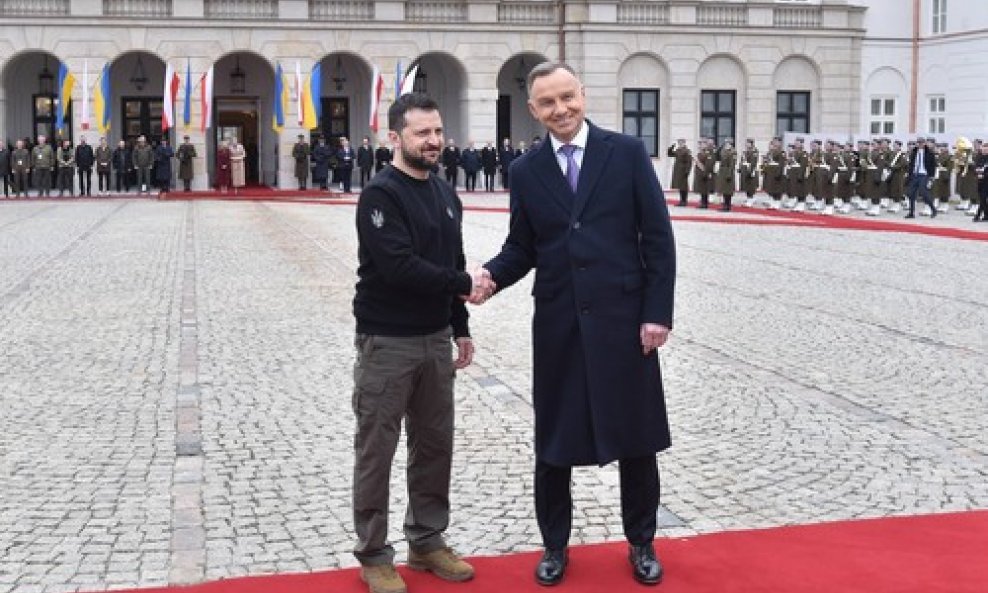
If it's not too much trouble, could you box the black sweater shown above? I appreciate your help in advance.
[353,165,472,338]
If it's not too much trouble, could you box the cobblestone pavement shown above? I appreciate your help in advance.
[1,194,987,593]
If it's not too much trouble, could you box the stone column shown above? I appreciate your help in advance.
[465,87,498,147]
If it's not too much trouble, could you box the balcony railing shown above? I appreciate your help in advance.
[405,0,466,23]
[204,0,277,18]
[498,1,556,24]
[617,2,669,25]
[774,6,822,29]
[103,0,172,17]
[696,5,747,27]
[309,0,373,21]
[0,0,69,15]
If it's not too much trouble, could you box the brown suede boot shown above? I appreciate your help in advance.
[407,547,475,582]
[360,564,407,593]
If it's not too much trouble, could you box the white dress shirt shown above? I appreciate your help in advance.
[548,120,589,178]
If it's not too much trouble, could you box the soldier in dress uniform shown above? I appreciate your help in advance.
[692,139,714,208]
[932,142,953,208]
[32,135,54,197]
[94,137,112,196]
[292,134,310,190]
[857,140,878,214]
[814,140,836,214]
[666,138,691,206]
[739,139,759,206]
[835,142,855,213]
[763,138,786,209]
[955,138,978,216]
[177,135,197,192]
[806,140,823,210]
[786,138,809,211]
[715,139,737,211]
[56,139,75,197]
[886,140,908,214]
[11,140,31,198]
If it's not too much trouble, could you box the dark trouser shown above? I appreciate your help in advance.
[445,168,458,187]
[359,166,371,187]
[907,174,934,215]
[181,177,192,191]
[57,167,74,195]
[137,167,151,192]
[678,188,688,204]
[13,171,28,195]
[98,171,110,193]
[465,171,477,192]
[34,168,52,196]
[501,168,510,190]
[1,173,8,196]
[352,330,455,566]
[483,171,494,191]
[115,170,130,192]
[78,167,92,195]
[976,181,988,221]
[340,167,353,192]
[535,455,659,550]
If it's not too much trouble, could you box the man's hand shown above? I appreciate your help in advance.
[640,323,670,355]
[454,337,474,369]
[465,266,496,304]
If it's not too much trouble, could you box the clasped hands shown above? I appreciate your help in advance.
[464,266,496,305]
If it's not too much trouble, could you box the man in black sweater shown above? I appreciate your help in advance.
[351,92,485,593]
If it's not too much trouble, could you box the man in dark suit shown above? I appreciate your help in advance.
[337,137,356,193]
[374,142,391,174]
[480,141,497,191]
[441,138,461,187]
[475,62,675,587]
[497,138,515,189]
[356,136,374,188]
[905,136,937,219]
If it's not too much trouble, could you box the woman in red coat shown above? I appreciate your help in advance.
[215,140,232,192]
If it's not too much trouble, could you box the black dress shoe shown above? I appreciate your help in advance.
[629,543,663,586]
[535,549,568,586]
[904,213,916,219]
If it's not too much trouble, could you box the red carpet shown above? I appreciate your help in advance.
[81,511,988,593]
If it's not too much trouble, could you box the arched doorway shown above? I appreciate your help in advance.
[316,52,373,145]
[109,51,167,145]
[407,52,468,143]
[496,53,547,149]
[2,51,72,145]
[211,52,276,186]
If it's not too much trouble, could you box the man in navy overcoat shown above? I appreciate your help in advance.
[480,62,676,587]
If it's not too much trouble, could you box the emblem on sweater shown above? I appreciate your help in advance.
[370,209,384,228]
[446,206,455,219]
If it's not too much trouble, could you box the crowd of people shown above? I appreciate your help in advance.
[0,133,209,198]
[667,135,988,221]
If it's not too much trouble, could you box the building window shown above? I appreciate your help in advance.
[928,95,946,134]
[868,97,896,135]
[700,90,735,147]
[776,91,810,137]
[932,0,947,34]
[622,89,659,157]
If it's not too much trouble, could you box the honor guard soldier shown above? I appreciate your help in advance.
[858,140,880,215]
[933,142,953,208]
[715,139,737,211]
[955,138,978,216]
[177,135,197,192]
[886,140,908,214]
[835,143,855,214]
[292,134,310,190]
[692,138,714,208]
[786,138,809,211]
[763,138,786,208]
[815,140,837,214]
[95,137,112,196]
[739,139,759,206]
[667,138,692,206]
[32,135,54,197]
[807,140,823,210]
[11,140,31,198]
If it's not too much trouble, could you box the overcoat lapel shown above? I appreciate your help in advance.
[531,138,575,215]
[571,123,612,222]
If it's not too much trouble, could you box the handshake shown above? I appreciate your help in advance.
[464,266,496,305]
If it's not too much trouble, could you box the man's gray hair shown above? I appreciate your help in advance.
[526,62,578,95]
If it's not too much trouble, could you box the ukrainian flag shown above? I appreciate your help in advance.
[93,63,111,135]
[56,62,76,133]
[301,63,321,130]
[273,62,288,133]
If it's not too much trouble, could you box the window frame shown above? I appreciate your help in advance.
[699,90,736,147]
[622,88,660,157]
[932,0,947,34]
[927,94,946,134]
[868,96,897,136]
[776,90,811,137]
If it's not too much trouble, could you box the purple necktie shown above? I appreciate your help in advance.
[559,144,579,193]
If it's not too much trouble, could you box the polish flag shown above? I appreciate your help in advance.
[162,63,181,131]
[368,64,384,133]
[200,66,214,132]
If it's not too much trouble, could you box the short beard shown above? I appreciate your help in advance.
[401,145,437,173]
